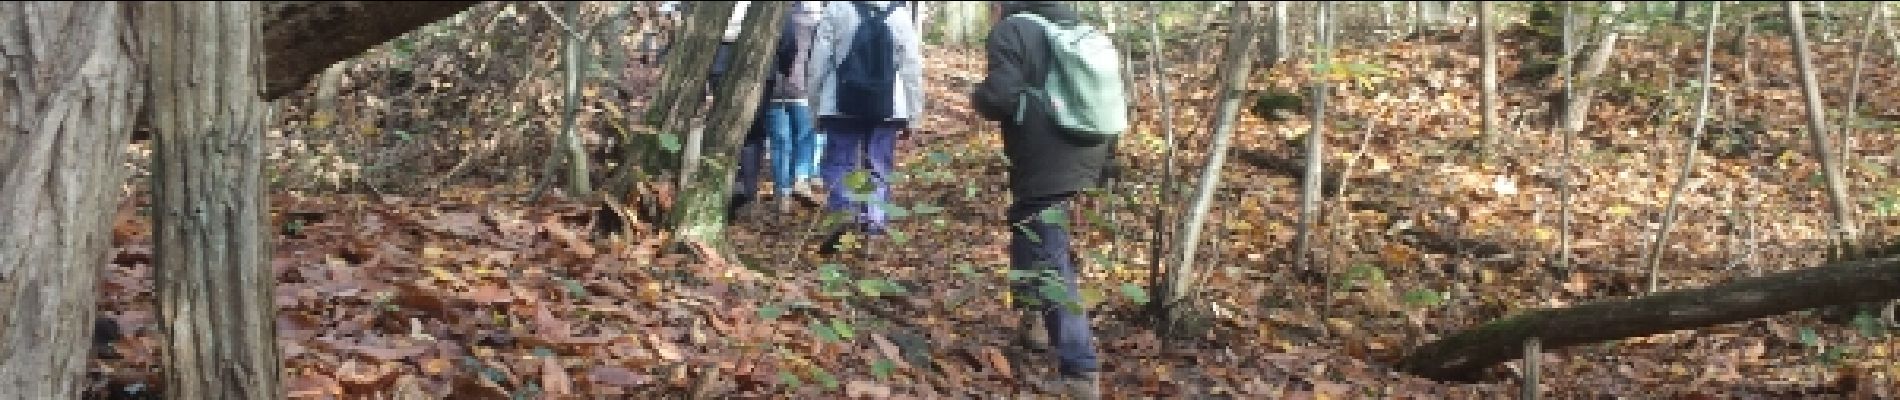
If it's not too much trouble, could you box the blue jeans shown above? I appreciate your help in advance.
[805,133,825,180]
[1009,191,1099,376]
[765,102,816,192]
[820,118,899,235]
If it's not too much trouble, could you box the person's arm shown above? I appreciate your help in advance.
[971,19,1026,124]
[806,3,839,111]
[901,4,927,130]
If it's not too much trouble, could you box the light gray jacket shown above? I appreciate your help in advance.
[807,1,926,128]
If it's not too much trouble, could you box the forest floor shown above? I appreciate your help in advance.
[88,28,1900,398]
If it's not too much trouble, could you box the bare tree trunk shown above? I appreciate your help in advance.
[1266,1,1290,63]
[1478,1,1499,154]
[1555,2,1577,273]
[138,2,285,398]
[608,1,733,207]
[1787,0,1859,248]
[1562,1,1625,134]
[0,3,141,398]
[1416,1,1447,34]
[1836,1,1881,216]
[1293,3,1333,273]
[1163,3,1259,332]
[1143,0,1184,326]
[669,2,788,250]
[560,1,593,196]
[1643,2,1722,294]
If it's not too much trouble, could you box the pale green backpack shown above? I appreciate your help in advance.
[1011,13,1128,136]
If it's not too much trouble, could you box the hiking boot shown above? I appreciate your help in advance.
[1059,371,1101,400]
[817,229,847,256]
[1017,310,1050,351]
[726,194,752,222]
[792,181,823,208]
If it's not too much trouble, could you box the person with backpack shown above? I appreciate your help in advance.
[806,1,926,254]
[729,1,825,220]
[971,1,1127,398]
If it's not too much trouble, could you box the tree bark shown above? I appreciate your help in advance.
[1561,1,1625,134]
[138,2,284,398]
[0,3,142,398]
[1643,2,1722,293]
[1164,3,1259,331]
[1293,3,1333,273]
[608,1,734,206]
[1400,251,1900,382]
[260,1,481,100]
[1264,1,1289,64]
[1787,1,1858,248]
[1143,0,1184,326]
[669,1,788,249]
[1478,1,1499,154]
[560,1,593,196]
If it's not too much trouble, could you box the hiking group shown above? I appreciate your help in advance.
[703,1,1125,397]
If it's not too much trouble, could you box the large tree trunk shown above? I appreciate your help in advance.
[1400,251,1900,382]
[607,1,735,209]
[0,3,142,398]
[669,1,788,250]
[1561,1,1625,134]
[260,1,482,100]
[1163,3,1260,334]
[138,2,283,398]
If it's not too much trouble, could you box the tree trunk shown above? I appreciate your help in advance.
[669,1,788,250]
[259,1,481,100]
[1264,1,1289,64]
[1293,3,1333,273]
[1143,0,1184,326]
[560,1,593,196]
[1643,2,1722,293]
[1555,2,1578,271]
[0,3,141,398]
[1787,0,1858,248]
[1416,1,1448,34]
[1400,251,1900,382]
[1561,1,1625,134]
[609,1,734,207]
[1163,3,1260,332]
[138,2,284,398]
[1478,1,1499,154]
[1835,2,1880,216]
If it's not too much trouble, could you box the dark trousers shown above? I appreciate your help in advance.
[1008,191,1100,375]
[819,118,899,235]
[732,101,771,201]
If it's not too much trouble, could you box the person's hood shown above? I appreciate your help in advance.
[999,1,1079,24]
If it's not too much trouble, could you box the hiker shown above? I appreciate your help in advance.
[807,1,926,254]
[730,1,826,219]
[972,1,1129,397]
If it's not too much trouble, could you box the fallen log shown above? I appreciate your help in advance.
[261,1,482,100]
[1397,253,1900,382]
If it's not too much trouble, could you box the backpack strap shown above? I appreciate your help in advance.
[1007,13,1060,126]
[853,1,897,21]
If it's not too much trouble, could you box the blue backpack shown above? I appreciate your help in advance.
[835,2,900,120]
